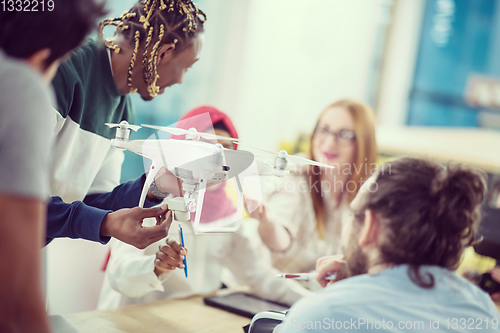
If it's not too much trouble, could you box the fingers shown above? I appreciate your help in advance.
[154,208,169,225]
[156,210,172,226]
[155,258,174,273]
[155,238,186,272]
[154,257,183,272]
[316,255,345,265]
[316,255,346,288]
[315,255,344,269]
[136,204,169,219]
[132,205,173,248]
[155,251,184,269]
[156,212,173,237]
[317,273,331,288]
[316,256,328,266]
[159,244,182,260]
[134,224,169,248]
[166,238,187,255]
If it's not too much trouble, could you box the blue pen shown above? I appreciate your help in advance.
[178,222,188,278]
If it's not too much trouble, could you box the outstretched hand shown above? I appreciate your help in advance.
[100,204,172,249]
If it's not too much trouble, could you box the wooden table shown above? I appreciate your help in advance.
[63,295,500,333]
[63,296,250,333]
[377,126,500,174]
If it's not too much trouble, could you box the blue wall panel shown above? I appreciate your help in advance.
[407,0,496,126]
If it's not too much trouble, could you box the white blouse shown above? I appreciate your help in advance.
[264,173,351,273]
[97,218,312,310]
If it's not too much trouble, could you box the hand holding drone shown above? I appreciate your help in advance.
[105,119,335,234]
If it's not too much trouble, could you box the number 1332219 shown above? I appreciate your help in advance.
[2,0,54,11]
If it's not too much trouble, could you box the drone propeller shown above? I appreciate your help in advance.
[236,143,277,156]
[285,153,335,169]
[236,144,335,170]
[253,160,281,176]
[105,120,141,132]
[141,124,238,143]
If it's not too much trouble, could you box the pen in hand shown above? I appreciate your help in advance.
[179,222,188,278]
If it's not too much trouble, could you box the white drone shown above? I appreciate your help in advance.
[105,120,335,234]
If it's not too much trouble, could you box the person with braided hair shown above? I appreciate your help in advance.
[97,0,205,100]
[281,157,500,332]
[46,0,205,248]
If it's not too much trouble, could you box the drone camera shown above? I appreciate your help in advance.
[274,156,288,172]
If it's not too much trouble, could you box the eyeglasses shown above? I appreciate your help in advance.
[314,126,356,145]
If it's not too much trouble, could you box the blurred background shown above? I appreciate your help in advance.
[46,0,500,315]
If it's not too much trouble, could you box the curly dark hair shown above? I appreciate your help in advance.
[355,157,487,288]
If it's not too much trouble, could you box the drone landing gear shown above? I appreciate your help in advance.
[138,161,161,208]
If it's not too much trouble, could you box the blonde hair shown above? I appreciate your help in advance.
[308,98,378,238]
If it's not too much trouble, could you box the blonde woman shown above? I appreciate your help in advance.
[252,99,377,273]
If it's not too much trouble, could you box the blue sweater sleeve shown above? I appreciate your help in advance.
[46,174,160,245]
[46,197,111,245]
[83,174,160,211]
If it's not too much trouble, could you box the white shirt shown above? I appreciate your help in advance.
[264,173,350,273]
[97,219,312,309]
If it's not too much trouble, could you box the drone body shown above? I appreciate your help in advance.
[105,120,335,234]
[106,121,247,234]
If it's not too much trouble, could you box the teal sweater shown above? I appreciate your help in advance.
[47,40,155,244]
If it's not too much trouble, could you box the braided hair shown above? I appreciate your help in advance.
[98,0,206,98]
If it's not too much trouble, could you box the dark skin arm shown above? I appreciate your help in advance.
[100,205,173,250]
[0,193,51,333]
[96,168,179,250]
